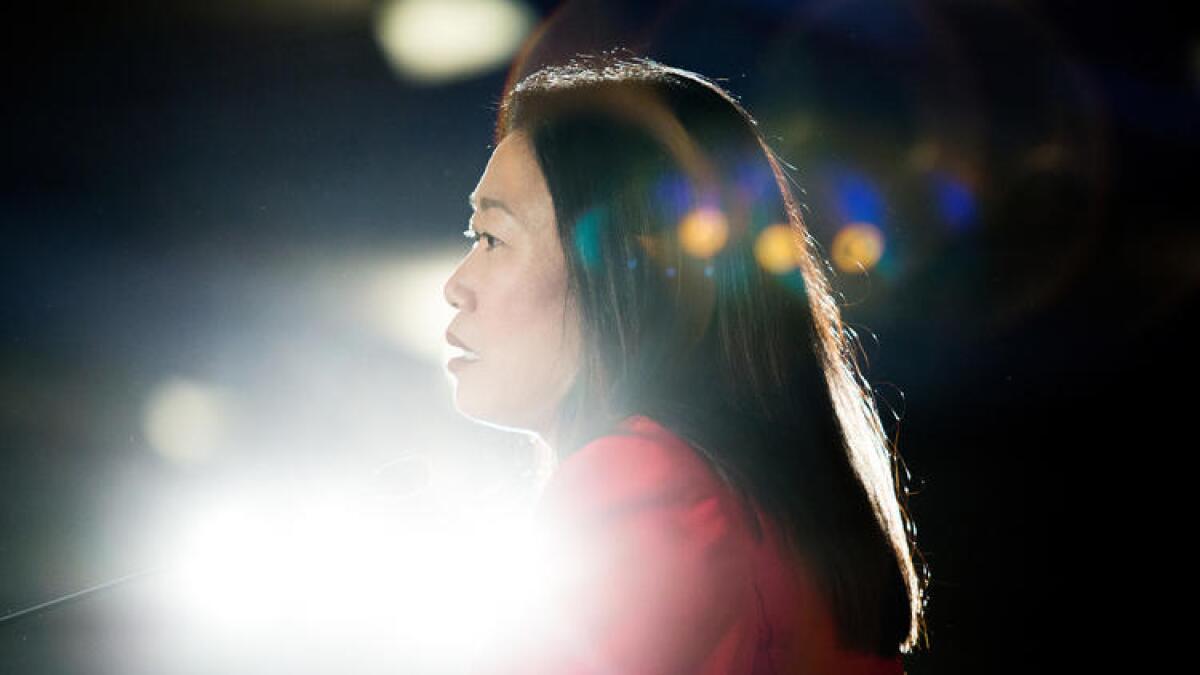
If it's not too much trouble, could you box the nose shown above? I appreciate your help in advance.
[443,259,474,312]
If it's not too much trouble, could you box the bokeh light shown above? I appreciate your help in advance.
[143,378,232,464]
[831,222,886,274]
[373,0,535,84]
[832,170,885,226]
[356,253,461,363]
[754,223,800,274]
[908,139,942,172]
[678,206,729,259]
[930,171,977,232]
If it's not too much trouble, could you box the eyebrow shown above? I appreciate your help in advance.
[468,192,519,221]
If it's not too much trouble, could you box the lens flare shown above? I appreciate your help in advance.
[753,223,800,274]
[930,171,977,232]
[831,222,886,273]
[373,0,535,84]
[678,207,730,259]
[143,378,231,464]
[832,170,885,226]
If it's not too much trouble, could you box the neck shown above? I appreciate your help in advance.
[535,420,563,457]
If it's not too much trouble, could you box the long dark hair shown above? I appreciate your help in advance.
[497,52,927,657]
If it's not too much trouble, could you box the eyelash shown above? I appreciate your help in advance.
[463,227,501,250]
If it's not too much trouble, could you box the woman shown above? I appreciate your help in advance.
[442,52,927,674]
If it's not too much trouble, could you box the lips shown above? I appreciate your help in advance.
[445,330,480,360]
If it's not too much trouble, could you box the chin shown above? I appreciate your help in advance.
[452,384,547,436]
[452,374,516,428]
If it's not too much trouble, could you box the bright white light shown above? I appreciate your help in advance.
[143,378,231,464]
[172,504,284,632]
[358,254,461,363]
[166,489,566,668]
[373,0,535,84]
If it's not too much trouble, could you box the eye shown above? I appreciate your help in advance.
[463,227,502,251]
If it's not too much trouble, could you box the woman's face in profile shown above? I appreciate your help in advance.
[443,131,582,438]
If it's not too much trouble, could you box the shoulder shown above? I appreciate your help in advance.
[514,417,764,674]
[539,415,734,520]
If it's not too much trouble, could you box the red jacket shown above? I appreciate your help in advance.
[491,415,905,675]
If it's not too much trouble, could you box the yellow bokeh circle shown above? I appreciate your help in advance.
[754,223,800,274]
[678,207,729,259]
[831,222,885,273]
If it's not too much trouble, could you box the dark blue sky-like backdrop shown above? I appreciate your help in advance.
[2,1,1196,673]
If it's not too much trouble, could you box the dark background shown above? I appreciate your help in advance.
[3,0,1196,672]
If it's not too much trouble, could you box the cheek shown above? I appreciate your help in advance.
[484,261,576,376]
[458,269,578,427]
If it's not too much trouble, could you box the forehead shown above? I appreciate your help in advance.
[486,131,538,175]
[473,132,555,227]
